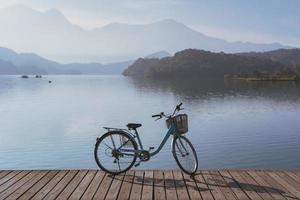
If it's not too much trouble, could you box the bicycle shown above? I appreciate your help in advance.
[94,103,198,175]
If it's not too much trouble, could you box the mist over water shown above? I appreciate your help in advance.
[0,75,300,169]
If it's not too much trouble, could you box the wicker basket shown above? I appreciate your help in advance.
[166,114,188,134]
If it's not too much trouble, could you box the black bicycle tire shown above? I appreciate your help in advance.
[94,131,138,175]
[172,135,198,175]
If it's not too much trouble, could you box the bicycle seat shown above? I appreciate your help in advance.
[127,123,142,129]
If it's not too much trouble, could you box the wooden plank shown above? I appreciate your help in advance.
[68,170,96,200]
[284,171,300,185]
[290,171,300,180]
[56,170,88,200]
[256,171,295,200]
[209,170,236,200]
[3,170,49,200]
[153,170,165,200]
[17,170,59,200]
[247,170,286,200]
[0,171,12,181]
[141,170,153,200]
[264,172,298,198]
[0,170,38,200]
[117,170,134,200]
[277,171,300,191]
[229,170,264,200]
[0,170,23,187]
[163,170,177,200]
[92,173,114,200]
[267,171,300,198]
[105,172,125,200]
[202,170,227,200]
[173,170,189,200]
[0,170,30,194]
[43,170,78,200]
[130,170,144,200]
[239,170,273,200]
[0,169,299,200]
[218,170,250,200]
[81,171,105,200]
[31,170,68,200]
[182,172,202,200]
[193,171,214,200]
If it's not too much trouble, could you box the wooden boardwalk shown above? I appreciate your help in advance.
[0,170,299,200]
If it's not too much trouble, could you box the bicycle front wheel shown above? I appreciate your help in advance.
[172,135,198,175]
[94,131,138,175]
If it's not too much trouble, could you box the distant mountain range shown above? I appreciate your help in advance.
[123,48,300,79]
[0,46,171,75]
[0,5,292,63]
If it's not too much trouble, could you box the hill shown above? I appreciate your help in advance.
[123,49,287,79]
[238,49,300,66]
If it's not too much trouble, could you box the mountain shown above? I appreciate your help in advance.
[237,49,300,66]
[0,5,291,63]
[145,51,171,59]
[61,60,133,75]
[0,47,62,73]
[0,46,131,75]
[0,59,48,75]
[123,49,286,79]
[0,59,19,74]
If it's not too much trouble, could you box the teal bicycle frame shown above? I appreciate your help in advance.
[115,121,178,158]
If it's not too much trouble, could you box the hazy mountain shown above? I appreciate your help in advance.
[0,5,291,63]
[145,51,171,59]
[0,46,132,75]
[0,46,62,73]
[0,59,19,74]
[238,49,300,66]
[123,49,286,79]
[62,60,133,75]
[0,58,47,75]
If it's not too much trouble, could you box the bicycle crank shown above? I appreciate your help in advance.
[138,150,150,161]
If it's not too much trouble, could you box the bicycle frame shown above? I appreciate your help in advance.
[118,122,178,158]
[115,103,184,159]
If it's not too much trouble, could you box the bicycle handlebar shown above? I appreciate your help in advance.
[152,114,161,118]
[176,102,183,110]
[152,103,184,121]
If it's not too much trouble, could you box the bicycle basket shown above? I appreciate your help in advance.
[166,114,188,134]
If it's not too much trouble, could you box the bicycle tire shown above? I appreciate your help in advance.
[172,135,198,175]
[94,131,138,175]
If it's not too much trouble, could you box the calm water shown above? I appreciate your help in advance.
[0,75,300,170]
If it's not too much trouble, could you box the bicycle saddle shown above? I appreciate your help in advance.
[127,123,142,129]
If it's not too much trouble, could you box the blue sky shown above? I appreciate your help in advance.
[0,0,299,46]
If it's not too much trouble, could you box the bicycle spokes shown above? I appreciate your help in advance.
[95,132,137,173]
[173,136,198,174]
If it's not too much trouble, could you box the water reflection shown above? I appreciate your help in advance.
[128,77,300,102]
[0,75,300,170]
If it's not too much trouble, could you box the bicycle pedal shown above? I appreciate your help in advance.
[149,147,155,150]
[134,163,140,167]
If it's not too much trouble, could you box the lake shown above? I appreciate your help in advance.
[0,75,300,170]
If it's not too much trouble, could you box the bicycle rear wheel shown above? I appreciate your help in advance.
[94,131,138,175]
[172,135,198,175]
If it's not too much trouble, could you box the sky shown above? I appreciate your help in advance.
[0,0,299,47]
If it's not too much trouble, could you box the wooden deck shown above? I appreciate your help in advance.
[0,170,299,200]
